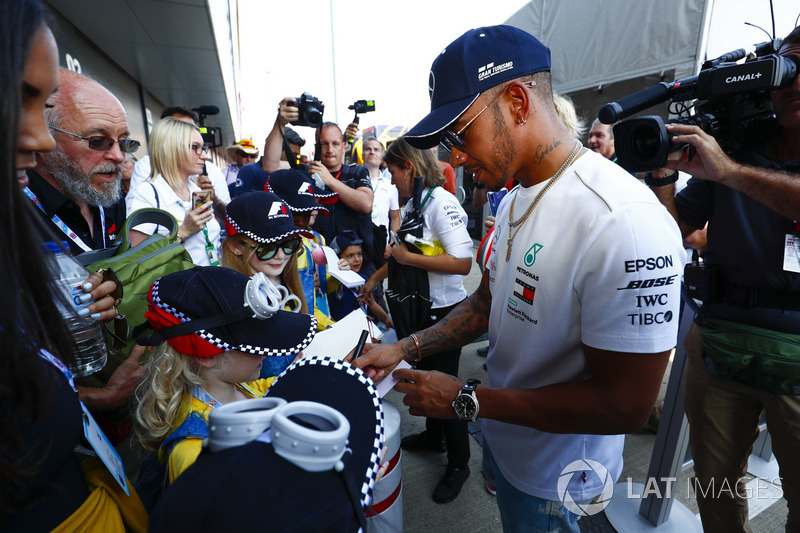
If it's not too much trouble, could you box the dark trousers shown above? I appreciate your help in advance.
[416,301,470,469]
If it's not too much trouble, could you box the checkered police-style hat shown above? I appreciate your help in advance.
[266,169,331,214]
[143,266,316,358]
[225,191,313,244]
[148,357,385,533]
[405,25,551,149]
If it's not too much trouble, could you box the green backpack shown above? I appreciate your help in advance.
[77,208,194,389]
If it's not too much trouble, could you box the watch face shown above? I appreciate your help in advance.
[454,394,477,420]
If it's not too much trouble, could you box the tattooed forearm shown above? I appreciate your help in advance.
[416,271,491,357]
[534,138,562,165]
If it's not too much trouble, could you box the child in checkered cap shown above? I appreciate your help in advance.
[133,266,317,497]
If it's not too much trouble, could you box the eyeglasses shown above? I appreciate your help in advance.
[239,238,303,261]
[440,89,506,153]
[190,144,210,155]
[237,151,258,159]
[49,125,140,154]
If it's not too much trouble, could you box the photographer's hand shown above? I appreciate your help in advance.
[664,123,735,184]
[344,122,359,143]
[665,123,800,221]
[278,97,299,127]
[308,161,335,186]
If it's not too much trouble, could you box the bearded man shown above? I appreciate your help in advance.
[26,69,138,254]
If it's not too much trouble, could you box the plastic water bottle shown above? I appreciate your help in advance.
[42,241,108,377]
[403,234,444,256]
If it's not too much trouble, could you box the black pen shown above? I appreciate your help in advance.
[352,329,369,360]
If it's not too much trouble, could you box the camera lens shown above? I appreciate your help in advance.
[630,123,661,160]
[307,109,322,126]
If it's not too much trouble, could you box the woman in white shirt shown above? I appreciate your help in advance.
[361,137,473,504]
[127,117,221,265]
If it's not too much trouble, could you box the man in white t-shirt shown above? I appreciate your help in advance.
[354,25,684,532]
[362,137,400,250]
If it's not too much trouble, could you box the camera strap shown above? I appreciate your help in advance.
[282,133,299,170]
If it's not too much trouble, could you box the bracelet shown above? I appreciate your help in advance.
[408,333,423,363]
[644,171,679,187]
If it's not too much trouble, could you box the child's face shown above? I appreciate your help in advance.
[340,245,363,272]
[247,239,293,280]
[293,210,318,229]
[212,350,266,383]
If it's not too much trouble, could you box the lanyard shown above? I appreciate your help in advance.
[202,226,220,266]
[406,186,437,219]
[194,385,223,409]
[24,186,106,251]
[38,348,77,391]
[193,383,255,408]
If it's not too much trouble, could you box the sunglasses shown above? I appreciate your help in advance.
[439,89,506,153]
[95,268,129,354]
[49,125,141,154]
[237,151,258,159]
[240,238,303,261]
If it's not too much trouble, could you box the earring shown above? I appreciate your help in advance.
[519,117,527,126]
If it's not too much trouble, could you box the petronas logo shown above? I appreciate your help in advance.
[524,243,543,267]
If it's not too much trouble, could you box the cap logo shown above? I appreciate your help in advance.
[297,183,314,196]
[478,60,514,82]
[428,70,436,101]
[267,201,289,218]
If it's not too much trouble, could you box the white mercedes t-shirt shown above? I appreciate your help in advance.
[483,150,685,501]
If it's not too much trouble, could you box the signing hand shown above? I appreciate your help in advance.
[351,341,405,381]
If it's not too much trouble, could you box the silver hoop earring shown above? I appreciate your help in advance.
[519,117,527,126]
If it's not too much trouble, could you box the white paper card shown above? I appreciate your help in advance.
[303,308,372,360]
[784,234,800,273]
[323,245,365,288]
[82,405,130,494]
[375,360,412,397]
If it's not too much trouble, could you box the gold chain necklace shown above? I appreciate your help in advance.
[506,140,582,261]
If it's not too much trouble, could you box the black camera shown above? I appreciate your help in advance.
[348,99,375,115]
[291,93,325,128]
[600,41,799,172]
[348,99,375,126]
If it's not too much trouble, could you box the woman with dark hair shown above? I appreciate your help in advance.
[360,137,474,503]
[1,1,146,530]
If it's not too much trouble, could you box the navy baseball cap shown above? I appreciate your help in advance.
[405,25,551,149]
[267,169,330,214]
[330,230,363,256]
[225,191,313,244]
